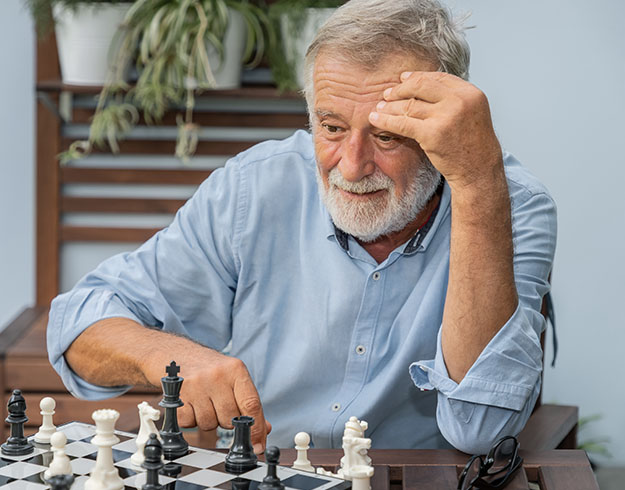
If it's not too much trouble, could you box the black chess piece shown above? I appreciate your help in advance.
[142,433,164,490]
[258,446,285,490]
[230,477,252,489]
[225,415,258,473]
[47,474,75,490]
[1,389,34,456]
[159,361,189,459]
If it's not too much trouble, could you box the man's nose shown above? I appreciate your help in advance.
[337,132,376,182]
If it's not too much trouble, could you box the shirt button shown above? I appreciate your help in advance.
[419,365,427,372]
[356,345,366,355]
[331,403,341,412]
[372,272,381,281]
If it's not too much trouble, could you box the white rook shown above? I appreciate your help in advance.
[85,409,123,490]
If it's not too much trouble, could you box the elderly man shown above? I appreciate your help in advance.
[47,0,556,455]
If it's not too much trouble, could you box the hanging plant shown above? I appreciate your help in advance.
[267,0,344,92]
[57,0,275,164]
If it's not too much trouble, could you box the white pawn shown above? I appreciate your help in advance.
[34,397,56,444]
[292,432,314,472]
[44,431,72,480]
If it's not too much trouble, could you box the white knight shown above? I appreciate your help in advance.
[131,401,162,467]
[317,416,374,487]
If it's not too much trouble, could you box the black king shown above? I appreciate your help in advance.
[159,361,189,459]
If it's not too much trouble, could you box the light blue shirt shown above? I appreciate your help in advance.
[48,130,557,454]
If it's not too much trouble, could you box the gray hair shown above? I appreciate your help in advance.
[303,0,470,112]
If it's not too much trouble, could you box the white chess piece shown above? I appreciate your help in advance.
[131,401,162,467]
[85,409,124,490]
[349,466,374,490]
[34,397,56,444]
[292,432,315,472]
[44,431,72,480]
[317,416,373,481]
[340,417,372,478]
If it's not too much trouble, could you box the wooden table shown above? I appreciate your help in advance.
[273,448,598,490]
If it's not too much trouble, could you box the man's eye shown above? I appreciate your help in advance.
[376,134,396,143]
[322,123,341,133]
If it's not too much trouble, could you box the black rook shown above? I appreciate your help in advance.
[225,415,258,473]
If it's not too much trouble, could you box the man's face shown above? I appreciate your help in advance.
[312,52,441,242]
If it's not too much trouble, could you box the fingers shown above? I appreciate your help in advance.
[369,110,426,143]
[375,97,433,120]
[383,70,460,103]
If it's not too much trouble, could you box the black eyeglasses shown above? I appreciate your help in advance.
[457,436,523,490]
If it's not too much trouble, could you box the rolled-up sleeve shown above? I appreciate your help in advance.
[47,160,245,400]
[410,182,557,454]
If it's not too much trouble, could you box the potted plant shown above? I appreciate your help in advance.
[56,0,274,163]
[25,0,133,85]
[267,0,345,92]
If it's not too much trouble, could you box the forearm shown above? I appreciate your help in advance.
[441,167,518,382]
[65,317,207,389]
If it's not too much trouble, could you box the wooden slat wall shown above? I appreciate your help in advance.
[11,33,308,441]
[36,34,61,306]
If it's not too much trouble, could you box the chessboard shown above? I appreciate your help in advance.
[0,421,351,489]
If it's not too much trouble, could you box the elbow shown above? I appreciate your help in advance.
[437,392,537,455]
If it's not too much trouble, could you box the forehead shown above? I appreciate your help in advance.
[312,50,437,106]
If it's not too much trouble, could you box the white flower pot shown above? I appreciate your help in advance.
[54,3,131,85]
[206,8,247,89]
[280,8,336,89]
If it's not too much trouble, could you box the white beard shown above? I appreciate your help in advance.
[316,159,441,242]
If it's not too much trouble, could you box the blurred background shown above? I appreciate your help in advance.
[1,0,623,484]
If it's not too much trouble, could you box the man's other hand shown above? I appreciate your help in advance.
[369,71,503,191]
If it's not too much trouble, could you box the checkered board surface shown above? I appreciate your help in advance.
[0,422,351,490]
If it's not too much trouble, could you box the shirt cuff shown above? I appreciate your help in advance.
[409,303,543,411]
[48,289,139,400]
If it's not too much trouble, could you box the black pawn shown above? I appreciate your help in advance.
[142,433,164,490]
[159,361,188,459]
[258,446,285,490]
[47,474,75,490]
[1,389,34,456]
[225,415,258,473]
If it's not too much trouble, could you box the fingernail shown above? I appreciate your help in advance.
[376,101,386,110]
[253,443,264,455]
[369,112,379,122]
[383,87,392,98]
[401,71,412,80]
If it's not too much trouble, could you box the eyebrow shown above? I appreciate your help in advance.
[314,109,342,120]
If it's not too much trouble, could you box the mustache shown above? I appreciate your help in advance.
[328,168,393,194]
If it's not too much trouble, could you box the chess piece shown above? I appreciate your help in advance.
[1,389,34,456]
[159,361,188,459]
[85,409,124,490]
[35,397,57,444]
[292,432,314,472]
[47,474,75,490]
[132,401,162,467]
[142,433,164,490]
[225,415,258,474]
[349,466,374,490]
[316,416,372,481]
[258,446,285,490]
[44,431,72,480]
[340,416,372,479]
